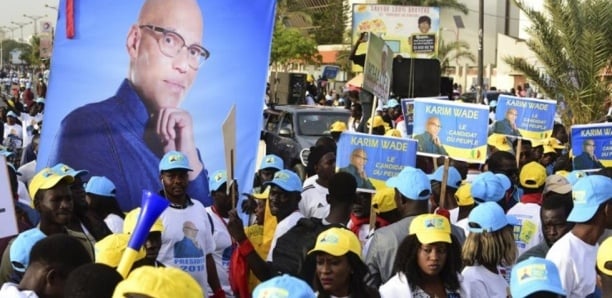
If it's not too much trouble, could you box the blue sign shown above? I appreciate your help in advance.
[38,0,275,210]
[494,95,557,140]
[336,132,417,190]
[322,65,340,80]
[412,98,489,162]
[401,98,414,136]
[570,123,612,170]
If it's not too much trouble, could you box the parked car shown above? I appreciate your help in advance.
[262,105,350,179]
[457,91,513,104]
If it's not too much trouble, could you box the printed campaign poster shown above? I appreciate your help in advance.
[570,123,612,170]
[362,33,393,100]
[401,96,447,137]
[493,95,557,140]
[352,4,440,65]
[337,132,417,190]
[401,98,415,136]
[412,98,489,163]
[38,0,276,210]
[0,157,19,239]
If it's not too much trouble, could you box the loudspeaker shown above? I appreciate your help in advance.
[440,77,454,100]
[392,57,441,98]
[116,190,169,277]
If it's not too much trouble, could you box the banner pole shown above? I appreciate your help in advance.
[439,157,450,210]
[368,96,378,135]
[516,138,522,168]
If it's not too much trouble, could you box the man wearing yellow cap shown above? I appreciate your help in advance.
[0,168,95,284]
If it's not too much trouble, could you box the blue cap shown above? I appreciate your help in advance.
[85,176,116,197]
[6,111,17,118]
[489,100,498,108]
[51,163,89,178]
[259,154,284,171]
[253,274,316,298]
[158,151,193,172]
[263,169,302,192]
[428,166,462,188]
[468,201,519,233]
[567,175,612,223]
[35,97,45,104]
[510,257,566,298]
[471,172,511,203]
[209,170,227,192]
[386,167,432,200]
[566,170,587,186]
[386,99,399,108]
[10,228,46,272]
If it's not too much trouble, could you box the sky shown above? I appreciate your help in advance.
[0,0,60,41]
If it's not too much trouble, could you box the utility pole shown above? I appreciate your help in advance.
[476,0,484,104]
[11,21,32,42]
[1,26,18,40]
[24,14,48,36]
[45,4,58,11]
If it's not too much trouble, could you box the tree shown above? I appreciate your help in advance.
[1,39,31,65]
[310,0,349,45]
[376,0,468,14]
[504,0,612,125]
[270,22,320,72]
[437,39,476,71]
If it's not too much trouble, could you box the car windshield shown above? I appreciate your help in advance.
[297,112,348,136]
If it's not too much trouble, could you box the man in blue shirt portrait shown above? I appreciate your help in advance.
[573,139,603,170]
[47,0,212,210]
[414,116,448,155]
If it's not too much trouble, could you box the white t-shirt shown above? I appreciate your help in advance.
[17,181,32,206]
[158,200,215,291]
[205,207,235,298]
[0,282,38,297]
[462,265,510,298]
[546,232,598,297]
[267,211,303,262]
[506,202,543,256]
[299,181,329,219]
[103,213,124,234]
[380,272,466,298]
[17,161,36,185]
[346,220,371,257]
[3,123,23,141]
[19,113,42,147]
[302,175,317,187]
[456,217,469,238]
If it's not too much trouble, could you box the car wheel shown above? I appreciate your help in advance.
[292,163,307,182]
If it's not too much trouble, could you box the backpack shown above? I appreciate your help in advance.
[271,218,341,279]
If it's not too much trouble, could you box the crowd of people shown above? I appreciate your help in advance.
[1,98,611,297]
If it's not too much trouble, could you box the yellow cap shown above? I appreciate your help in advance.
[597,237,612,276]
[308,227,362,258]
[409,214,451,244]
[367,115,385,128]
[487,134,511,152]
[95,233,145,268]
[547,138,566,149]
[372,188,397,213]
[123,208,164,235]
[530,138,546,148]
[455,182,474,206]
[28,168,75,201]
[519,161,547,189]
[384,129,402,137]
[330,121,348,132]
[543,145,557,155]
[112,266,203,298]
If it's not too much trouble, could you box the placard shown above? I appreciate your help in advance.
[570,123,612,170]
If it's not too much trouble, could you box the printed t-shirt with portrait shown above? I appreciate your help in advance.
[205,206,235,297]
[157,200,214,291]
[506,202,543,256]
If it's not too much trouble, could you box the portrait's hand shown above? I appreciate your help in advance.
[151,108,203,179]
[227,208,247,243]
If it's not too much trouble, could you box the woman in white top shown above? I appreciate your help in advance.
[380,214,464,298]
[461,202,518,298]
[85,176,124,234]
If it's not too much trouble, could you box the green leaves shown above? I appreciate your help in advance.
[506,0,612,125]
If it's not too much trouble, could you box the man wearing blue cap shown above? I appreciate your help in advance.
[227,169,304,281]
[510,257,566,298]
[364,166,465,287]
[156,150,224,297]
[546,174,612,297]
